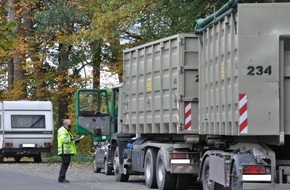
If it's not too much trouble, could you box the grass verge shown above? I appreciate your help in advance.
[44,154,93,164]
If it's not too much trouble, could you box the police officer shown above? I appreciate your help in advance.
[57,119,79,183]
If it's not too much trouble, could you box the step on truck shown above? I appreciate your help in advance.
[76,1,290,189]
[0,101,54,163]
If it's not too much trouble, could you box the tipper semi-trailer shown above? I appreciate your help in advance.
[75,1,290,189]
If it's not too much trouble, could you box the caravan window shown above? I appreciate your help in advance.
[11,115,45,128]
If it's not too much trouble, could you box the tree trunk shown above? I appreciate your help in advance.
[7,58,14,91]
[31,54,47,99]
[7,0,27,99]
[7,0,16,92]
[13,54,26,99]
[57,43,71,128]
[91,41,102,89]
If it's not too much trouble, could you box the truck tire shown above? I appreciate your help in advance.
[144,148,157,188]
[202,157,218,190]
[156,150,176,190]
[175,174,190,190]
[93,157,101,173]
[114,146,129,182]
[104,158,113,175]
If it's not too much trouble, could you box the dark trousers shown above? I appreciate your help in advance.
[58,155,71,181]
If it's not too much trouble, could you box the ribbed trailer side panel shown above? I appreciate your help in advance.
[123,34,198,134]
[199,12,238,136]
[199,3,290,145]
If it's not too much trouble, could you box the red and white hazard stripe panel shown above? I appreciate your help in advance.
[239,93,248,134]
[176,101,192,131]
[184,102,192,130]
[176,101,181,129]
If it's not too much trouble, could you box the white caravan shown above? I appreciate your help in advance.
[0,101,53,163]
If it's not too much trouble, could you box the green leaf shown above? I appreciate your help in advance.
[7,21,18,29]
[10,33,19,39]
[6,34,14,41]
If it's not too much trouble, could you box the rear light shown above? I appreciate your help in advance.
[171,153,188,159]
[44,142,53,148]
[4,142,13,148]
[170,153,190,164]
[242,165,270,175]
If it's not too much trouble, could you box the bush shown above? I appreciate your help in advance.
[44,153,93,163]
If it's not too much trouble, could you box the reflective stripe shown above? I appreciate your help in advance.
[242,175,271,181]
[57,127,77,155]
[239,93,248,134]
[171,159,190,164]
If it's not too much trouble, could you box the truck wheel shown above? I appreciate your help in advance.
[93,157,101,173]
[144,148,157,188]
[175,174,190,190]
[114,146,129,182]
[202,157,217,190]
[156,150,176,190]
[104,158,113,175]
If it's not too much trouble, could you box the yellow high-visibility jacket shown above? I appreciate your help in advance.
[57,126,77,155]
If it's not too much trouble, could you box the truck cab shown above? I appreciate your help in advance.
[76,88,118,174]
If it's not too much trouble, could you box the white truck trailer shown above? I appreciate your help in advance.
[0,101,53,163]
[76,1,290,189]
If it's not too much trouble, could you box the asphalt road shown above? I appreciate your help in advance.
[0,162,150,190]
[0,169,92,190]
[0,162,202,190]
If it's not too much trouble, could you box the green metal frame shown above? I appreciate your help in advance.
[194,0,238,33]
[75,89,111,141]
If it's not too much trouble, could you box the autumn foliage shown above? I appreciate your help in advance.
[0,0,274,154]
